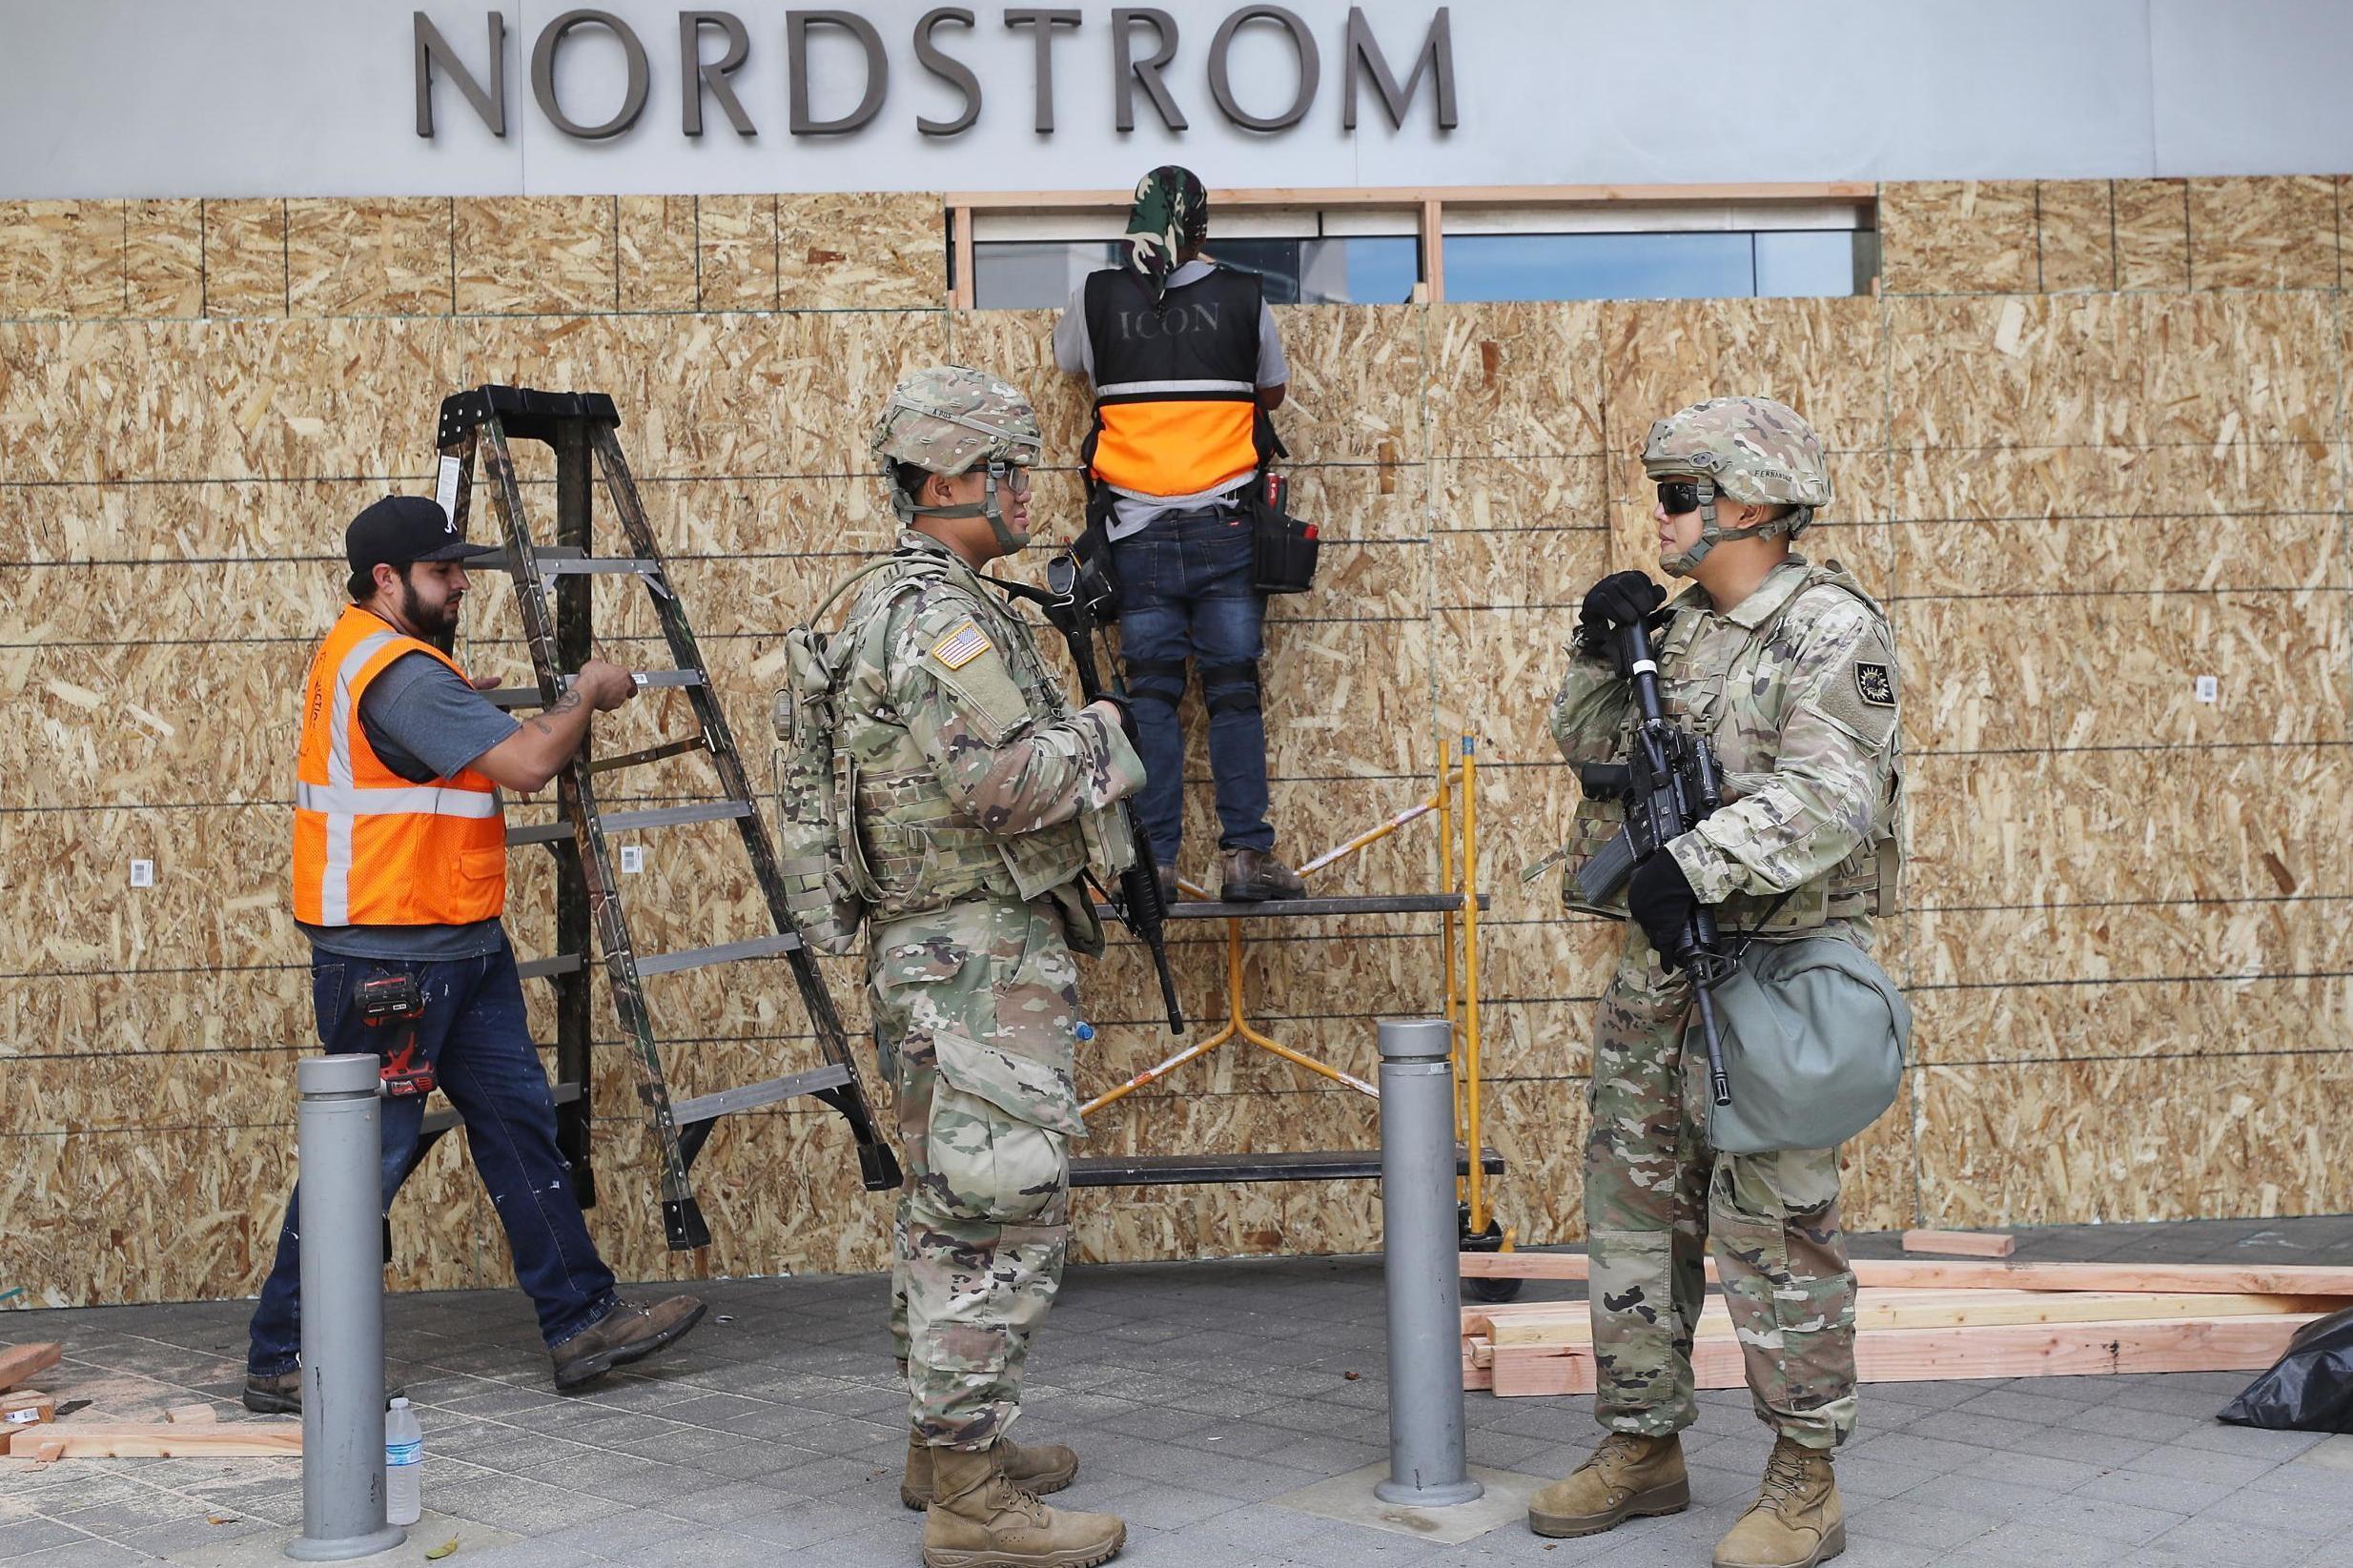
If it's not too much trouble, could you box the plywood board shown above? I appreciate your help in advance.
[0,200,124,319]
[454,196,618,315]
[285,198,452,317]
[1600,296,1889,457]
[1902,897,2352,993]
[2187,175,2339,291]
[126,200,204,319]
[1462,1253,2353,1296]
[2114,180,2190,292]
[1425,302,1604,458]
[2036,180,2115,293]
[1270,304,1425,464]
[777,193,946,310]
[1887,511,2343,600]
[200,199,290,318]
[695,193,776,312]
[1877,181,2037,295]
[618,195,698,312]
[1432,458,1607,608]
[1486,1289,2322,1346]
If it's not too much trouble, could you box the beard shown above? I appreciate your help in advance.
[399,574,461,651]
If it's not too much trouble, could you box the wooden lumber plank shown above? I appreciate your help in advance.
[2,1390,55,1425]
[1484,1292,2346,1348]
[0,1343,62,1393]
[27,1436,67,1462]
[1461,1252,2353,1296]
[29,1421,300,1457]
[162,1403,218,1424]
[1465,1288,2071,1338]
[1904,1230,2018,1257]
[1479,1313,2324,1398]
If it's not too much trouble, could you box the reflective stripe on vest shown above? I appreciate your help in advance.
[294,606,506,927]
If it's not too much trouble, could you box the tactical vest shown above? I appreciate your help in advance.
[292,605,505,927]
[1563,560,1903,933]
[1083,265,1265,499]
[783,550,1115,942]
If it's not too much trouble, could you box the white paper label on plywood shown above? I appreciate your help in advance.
[4,1,2353,198]
[130,860,154,887]
[2196,676,2219,703]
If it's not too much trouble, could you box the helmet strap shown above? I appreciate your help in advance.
[904,467,1030,554]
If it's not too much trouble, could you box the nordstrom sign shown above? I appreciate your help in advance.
[413,6,1458,140]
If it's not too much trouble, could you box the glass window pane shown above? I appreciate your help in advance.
[1217,236,1421,304]
[1444,232,1755,303]
[1755,231,1873,298]
[972,240,1119,310]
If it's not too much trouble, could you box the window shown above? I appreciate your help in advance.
[1444,222,1878,304]
[972,235,1420,309]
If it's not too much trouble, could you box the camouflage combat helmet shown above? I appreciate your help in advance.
[1641,396,1832,575]
[873,365,1044,551]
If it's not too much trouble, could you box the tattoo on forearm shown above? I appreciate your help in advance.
[525,687,585,736]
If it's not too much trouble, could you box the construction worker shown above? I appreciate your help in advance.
[808,366,1140,1567]
[246,495,706,1411]
[1054,163,1304,905]
[1537,399,1901,1568]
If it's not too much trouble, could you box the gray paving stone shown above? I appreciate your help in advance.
[1953,1447,2108,1492]
[2133,1514,2341,1568]
[2018,1493,2192,1546]
[1899,1472,2063,1522]
[1923,1520,2140,1568]
[0,1521,88,1560]
[2119,1441,2280,1488]
[2070,1468,2240,1516]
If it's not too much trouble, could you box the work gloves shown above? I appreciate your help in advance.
[1577,571,1668,655]
[1627,850,1699,960]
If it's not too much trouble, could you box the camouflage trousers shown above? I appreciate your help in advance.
[875,895,1090,1451]
[1586,930,1858,1451]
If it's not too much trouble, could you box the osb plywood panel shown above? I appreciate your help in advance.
[1905,897,2352,991]
[1,641,305,809]
[1915,1054,2353,1227]
[1277,460,1425,542]
[0,199,124,319]
[1909,972,2350,1069]
[453,196,617,316]
[777,193,945,310]
[617,195,697,312]
[2115,180,2191,292]
[202,200,288,318]
[2036,180,2115,293]
[285,198,452,317]
[0,806,292,972]
[1270,305,1425,463]
[1877,181,2037,295]
[1253,615,1433,780]
[1887,294,2339,451]
[1895,588,2347,753]
[125,200,203,319]
[0,561,355,646]
[942,309,1087,452]
[1,966,310,1064]
[1906,746,2353,910]
[1425,301,1605,458]
[1887,439,2340,526]
[2187,175,2340,291]
[1469,915,1621,1004]
[1888,513,2343,600]
[1436,606,1606,769]
[695,193,776,312]
[1600,296,1889,456]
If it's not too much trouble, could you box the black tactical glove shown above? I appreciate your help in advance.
[1627,850,1700,960]
[1577,570,1668,650]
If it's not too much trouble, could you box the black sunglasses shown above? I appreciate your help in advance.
[1655,480,1709,516]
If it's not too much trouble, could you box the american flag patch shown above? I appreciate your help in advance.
[930,620,991,670]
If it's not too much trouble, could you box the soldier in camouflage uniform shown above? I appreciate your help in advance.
[1530,398,1901,1568]
[830,366,1142,1568]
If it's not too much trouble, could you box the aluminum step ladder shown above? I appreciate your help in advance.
[431,383,898,1251]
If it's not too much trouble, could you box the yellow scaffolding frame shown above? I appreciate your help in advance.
[1084,739,1496,1237]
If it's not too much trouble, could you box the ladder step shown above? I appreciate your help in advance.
[537,558,665,577]
[422,1078,583,1137]
[635,932,802,976]
[481,669,706,709]
[1069,1145,1506,1188]
[517,953,583,980]
[507,800,751,846]
[671,1063,853,1126]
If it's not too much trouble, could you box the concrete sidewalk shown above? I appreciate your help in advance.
[3,1215,2350,1568]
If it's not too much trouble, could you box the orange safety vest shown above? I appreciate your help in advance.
[1082,264,1266,499]
[292,605,506,927]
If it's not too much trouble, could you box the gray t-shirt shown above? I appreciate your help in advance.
[299,651,522,961]
[1054,258,1290,540]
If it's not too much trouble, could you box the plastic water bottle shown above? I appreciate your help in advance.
[383,1396,422,1526]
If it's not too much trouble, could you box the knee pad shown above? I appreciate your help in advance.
[1124,657,1187,709]
[1199,660,1262,716]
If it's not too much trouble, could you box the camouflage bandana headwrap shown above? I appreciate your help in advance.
[1123,165,1208,301]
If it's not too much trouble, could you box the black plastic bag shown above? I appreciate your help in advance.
[2218,1304,2353,1432]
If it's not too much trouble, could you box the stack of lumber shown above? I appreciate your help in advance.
[0,1341,298,1460]
[1459,1254,2353,1397]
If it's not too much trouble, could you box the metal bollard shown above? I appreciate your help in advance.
[286,1055,405,1561]
[1374,1019,1483,1507]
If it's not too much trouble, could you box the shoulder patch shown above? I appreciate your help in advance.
[1854,662,1896,708]
[930,620,991,671]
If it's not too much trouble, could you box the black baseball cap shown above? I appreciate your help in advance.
[345,495,500,573]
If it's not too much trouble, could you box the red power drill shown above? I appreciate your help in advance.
[357,974,435,1098]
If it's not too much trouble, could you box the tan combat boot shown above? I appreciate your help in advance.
[923,1443,1125,1568]
[1712,1437,1844,1568]
[1526,1432,1688,1537]
[903,1431,1079,1509]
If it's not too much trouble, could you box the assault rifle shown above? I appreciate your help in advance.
[987,555,1185,1034]
[1572,616,1739,1106]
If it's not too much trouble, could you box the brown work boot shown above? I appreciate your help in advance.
[1156,865,1182,907]
[240,1369,405,1415]
[1527,1432,1688,1538]
[1219,847,1305,903]
[903,1431,1079,1509]
[924,1443,1125,1568]
[1712,1437,1844,1568]
[550,1295,707,1392]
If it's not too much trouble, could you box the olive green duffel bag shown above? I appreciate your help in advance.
[1695,934,1910,1155]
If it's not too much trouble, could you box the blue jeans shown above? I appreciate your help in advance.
[1112,506,1274,865]
[247,933,619,1374]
